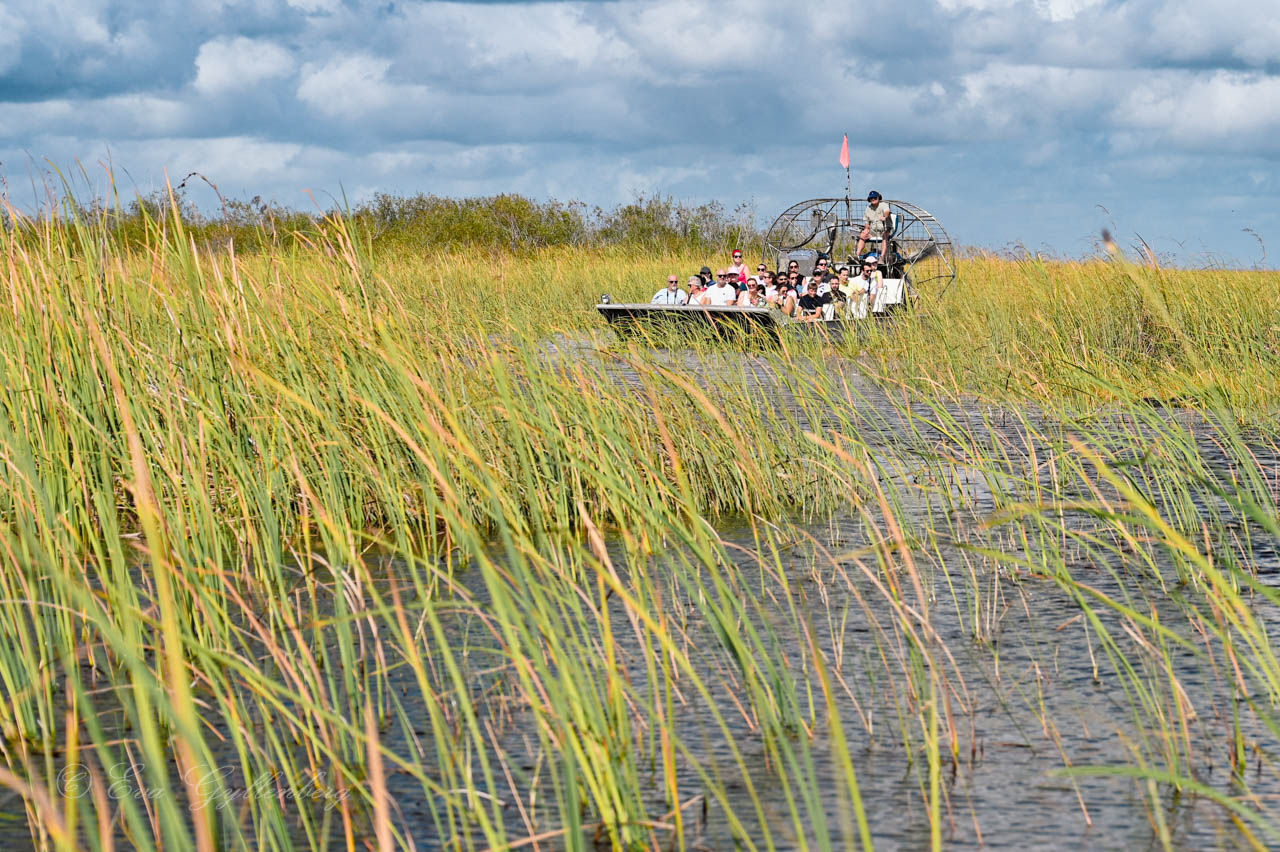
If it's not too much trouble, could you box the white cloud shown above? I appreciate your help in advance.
[285,0,339,13]
[296,54,424,117]
[194,37,295,94]
[1145,1,1280,68]
[2,0,1280,262]
[1115,71,1280,149]
[1032,0,1102,22]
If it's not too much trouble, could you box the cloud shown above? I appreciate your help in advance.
[194,37,296,94]
[0,0,1277,263]
[1114,71,1280,152]
[297,55,393,115]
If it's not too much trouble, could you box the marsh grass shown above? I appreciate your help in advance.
[0,192,1277,850]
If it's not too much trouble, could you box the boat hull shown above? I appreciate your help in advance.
[596,303,780,335]
[595,303,891,342]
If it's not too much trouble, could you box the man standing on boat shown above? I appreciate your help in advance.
[652,275,688,305]
[856,191,891,260]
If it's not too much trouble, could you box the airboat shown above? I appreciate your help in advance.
[597,194,956,339]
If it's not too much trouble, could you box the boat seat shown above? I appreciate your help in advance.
[871,278,906,313]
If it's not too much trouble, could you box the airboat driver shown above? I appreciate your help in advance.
[856,191,891,261]
[652,275,688,305]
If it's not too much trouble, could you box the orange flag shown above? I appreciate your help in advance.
[839,134,850,169]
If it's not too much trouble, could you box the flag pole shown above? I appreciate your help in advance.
[840,133,852,250]
[840,132,851,200]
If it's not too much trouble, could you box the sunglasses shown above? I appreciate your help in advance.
[668,280,678,284]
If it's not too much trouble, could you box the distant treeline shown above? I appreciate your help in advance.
[4,189,761,255]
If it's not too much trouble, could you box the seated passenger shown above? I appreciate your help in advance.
[826,272,849,318]
[727,249,749,284]
[699,270,739,306]
[737,277,767,307]
[760,270,778,300]
[796,281,832,322]
[687,276,705,304]
[810,256,831,292]
[771,280,798,316]
[651,275,688,305]
[851,255,883,318]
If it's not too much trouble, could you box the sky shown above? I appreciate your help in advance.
[1,0,1278,265]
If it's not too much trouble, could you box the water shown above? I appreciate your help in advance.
[3,346,1278,850]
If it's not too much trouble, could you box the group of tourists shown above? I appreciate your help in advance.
[651,252,886,321]
[650,191,893,322]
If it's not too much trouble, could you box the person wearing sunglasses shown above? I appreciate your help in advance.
[851,254,884,318]
[651,275,688,305]
[687,276,705,303]
[759,270,777,300]
[727,249,749,285]
[771,277,798,317]
[698,270,739,306]
[736,277,767,307]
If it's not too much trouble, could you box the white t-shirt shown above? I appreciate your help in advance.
[802,278,831,296]
[857,271,883,301]
[652,287,688,305]
[700,283,738,306]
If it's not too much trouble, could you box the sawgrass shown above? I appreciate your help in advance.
[0,196,1277,850]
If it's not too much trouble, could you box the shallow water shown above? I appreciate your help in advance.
[3,345,1279,850]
